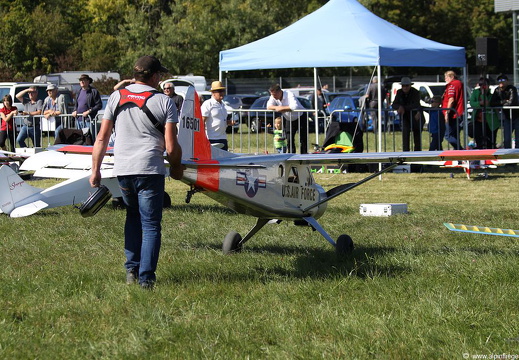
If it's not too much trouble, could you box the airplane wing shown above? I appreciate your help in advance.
[287,149,519,165]
[0,151,30,162]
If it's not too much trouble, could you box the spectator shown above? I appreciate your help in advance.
[469,77,499,149]
[313,88,327,115]
[392,77,423,151]
[491,74,519,148]
[272,116,287,153]
[0,95,18,151]
[267,84,308,154]
[72,74,102,137]
[366,76,379,132]
[42,84,67,138]
[201,81,230,150]
[427,95,445,151]
[90,55,183,290]
[16,86,43,147]
[442,70,465,150]
[163,82,183,115]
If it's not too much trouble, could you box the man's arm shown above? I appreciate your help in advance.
[15,89,30,103]
[165,122,184,180]
[89,119,113,188]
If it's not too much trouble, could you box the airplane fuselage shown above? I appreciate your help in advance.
[182,153,328,220]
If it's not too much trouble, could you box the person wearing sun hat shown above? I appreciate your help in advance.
[42,83,67,138]
[392,77,423,151]
[72,73,102,137]
[201,80,231,150]
[491,73,519,148]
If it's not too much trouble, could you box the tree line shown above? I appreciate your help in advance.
[0,0,512,82]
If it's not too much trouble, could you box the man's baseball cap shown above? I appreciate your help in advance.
[133,55,169,75]
[497,74,508,82]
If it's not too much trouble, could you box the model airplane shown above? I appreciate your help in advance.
[3,85,519,255]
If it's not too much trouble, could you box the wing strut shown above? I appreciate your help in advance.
[302,162,402,212]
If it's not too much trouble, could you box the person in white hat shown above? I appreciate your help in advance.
[391,77,423,151]
[42,84,67,138]
[201,81,231,150]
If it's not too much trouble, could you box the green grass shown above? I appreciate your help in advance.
[2,169,519,359]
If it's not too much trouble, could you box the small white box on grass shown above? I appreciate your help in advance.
[359,203,408,217]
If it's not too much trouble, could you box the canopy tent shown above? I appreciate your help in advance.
[219,0,465,70]
[218,0,466,152]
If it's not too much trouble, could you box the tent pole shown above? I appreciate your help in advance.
[377,65,382,176]
[314,68,319,147]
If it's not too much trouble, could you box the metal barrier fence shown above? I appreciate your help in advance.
[4,106,519,154]
[3,114,97,149]
[226,106,519,154]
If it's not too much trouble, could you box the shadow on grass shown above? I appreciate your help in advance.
[162,241,408,284]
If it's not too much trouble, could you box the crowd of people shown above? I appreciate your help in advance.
[1,71,519,156]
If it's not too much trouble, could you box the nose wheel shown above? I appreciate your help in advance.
[223,231,243,254]
[335,234,354,255]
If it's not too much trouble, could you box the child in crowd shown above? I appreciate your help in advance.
[428,95,445,151]
[272,117,287,153]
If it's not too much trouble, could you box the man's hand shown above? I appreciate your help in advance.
[89,170,102,188]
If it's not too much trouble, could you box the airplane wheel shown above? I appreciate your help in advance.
[336,234,354,255]
[223,231,243,254]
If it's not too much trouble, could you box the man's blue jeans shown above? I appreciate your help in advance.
[17,125,41,147]
[118,174,165,284]
[444,117,462,150]
[502,118,519,148]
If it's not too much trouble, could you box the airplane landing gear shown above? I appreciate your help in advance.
[223,231,243,254]
[335,234,354,255]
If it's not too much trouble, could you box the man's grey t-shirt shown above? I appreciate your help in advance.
[103,83,178,176]
[23,99,43,126]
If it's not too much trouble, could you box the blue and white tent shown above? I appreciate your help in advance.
[219,0,466,150]
[219,0,465,71]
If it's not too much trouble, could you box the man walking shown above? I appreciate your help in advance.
[90,55,183,290]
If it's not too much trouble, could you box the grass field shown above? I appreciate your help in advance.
[2,168,519,359]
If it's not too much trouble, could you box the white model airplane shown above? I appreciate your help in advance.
[3,85,519,255]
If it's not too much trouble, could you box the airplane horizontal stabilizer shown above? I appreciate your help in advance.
[444,222,519,237]
[10,200,49,218]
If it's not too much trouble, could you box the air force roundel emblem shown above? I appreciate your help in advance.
[236,169,266,198]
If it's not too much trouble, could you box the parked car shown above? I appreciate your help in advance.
[223,94,259,110]
[246,95,315,133]
[328,95,362,123]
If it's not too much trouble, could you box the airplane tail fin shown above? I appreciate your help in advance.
[0,165,42,215]
[178,86,236,162]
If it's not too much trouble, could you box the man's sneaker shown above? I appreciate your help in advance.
[126,268,138,284]
[140,281,155,290]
